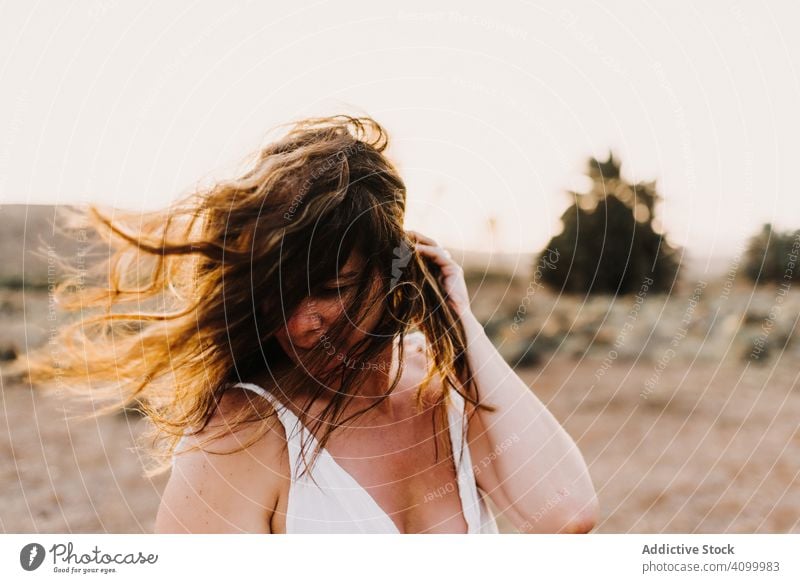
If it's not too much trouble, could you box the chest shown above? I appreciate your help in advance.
[270,401,470,534]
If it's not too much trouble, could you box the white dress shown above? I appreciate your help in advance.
[174,381,500,534]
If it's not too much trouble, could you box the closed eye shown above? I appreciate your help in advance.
[317,284,354,297]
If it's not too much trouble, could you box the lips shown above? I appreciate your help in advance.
[294,339,320,351]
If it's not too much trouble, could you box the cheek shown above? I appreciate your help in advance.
[285,299,343,334]
[351,297,385,335]
[285,309,321,335]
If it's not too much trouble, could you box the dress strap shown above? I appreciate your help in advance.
[233,381,312,482]
[446,390,483,533]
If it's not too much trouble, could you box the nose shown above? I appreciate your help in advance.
[284,299,328,344]
[296,311,323,331]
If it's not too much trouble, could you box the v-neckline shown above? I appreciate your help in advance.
[317,445,406,534]
[237,382,473,534]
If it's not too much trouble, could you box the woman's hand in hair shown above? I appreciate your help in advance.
[406,230,472,320]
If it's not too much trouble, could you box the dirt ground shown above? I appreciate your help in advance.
[2,350,797,533]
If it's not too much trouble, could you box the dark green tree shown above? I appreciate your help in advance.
[535,151,681,294]
[744,223,800,284]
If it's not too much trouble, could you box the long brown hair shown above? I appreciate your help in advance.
[16,114,492,480]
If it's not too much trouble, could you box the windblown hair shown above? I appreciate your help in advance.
[17,114,492,480]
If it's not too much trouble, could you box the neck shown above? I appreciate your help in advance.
[260,336,403,419]
[319,338,400,416]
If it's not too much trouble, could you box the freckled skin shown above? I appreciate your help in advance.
[157,251,476,533]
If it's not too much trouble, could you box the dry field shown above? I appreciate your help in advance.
[1,277,798,533]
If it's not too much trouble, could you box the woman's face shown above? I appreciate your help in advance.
[273,253,385,371]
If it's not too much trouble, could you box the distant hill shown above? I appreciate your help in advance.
[0,204,734,289]
[0,204,95,288]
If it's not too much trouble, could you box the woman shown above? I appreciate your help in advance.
[21,115,597,534]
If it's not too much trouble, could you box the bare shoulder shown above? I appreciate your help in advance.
[396,331,445,407]
[403,331,476,412]
[397,331,427,377]
[154,387,289,533]
[399,330,425,357]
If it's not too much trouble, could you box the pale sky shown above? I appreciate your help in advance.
[1,0,798,262]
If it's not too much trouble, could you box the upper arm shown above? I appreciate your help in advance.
[464,386,597,534]
[155,392,288,534]
[464,397,528,527]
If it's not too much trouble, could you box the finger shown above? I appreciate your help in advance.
[406,230,438,247]
[415,243,457,270]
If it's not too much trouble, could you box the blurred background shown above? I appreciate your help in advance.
[1,0,799,533]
